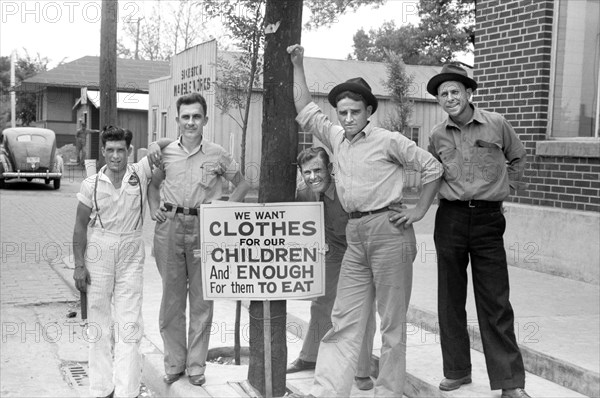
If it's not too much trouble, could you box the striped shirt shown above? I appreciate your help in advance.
[77,158,152,232]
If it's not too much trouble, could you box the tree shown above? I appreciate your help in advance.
[0,50,49,129]
[302,0,386,28]
[117,1,212,61]
[205,0,386,368]
[417,0,475,62]
[205,0,266,176]
[118,4,169,61]
[251,3,302,395]
[380,50,414,134]
[351,22,438,64]
[351,0,475,65]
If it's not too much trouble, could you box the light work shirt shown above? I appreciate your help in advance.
[428,105,527,202]
[296,102,443,213]
[77,158,152,232]
[158,137,239,208]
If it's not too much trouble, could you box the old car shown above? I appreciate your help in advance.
[0,127,63,189]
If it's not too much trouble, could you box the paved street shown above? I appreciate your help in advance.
[1,168,96,397]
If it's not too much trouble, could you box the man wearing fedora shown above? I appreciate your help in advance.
[286,44,442,398]
[427,64,529,398]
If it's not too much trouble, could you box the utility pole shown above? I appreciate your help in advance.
[99,0,118,168]
[10,50,16,128]
[248,1,303,397]
[134,17,143,60]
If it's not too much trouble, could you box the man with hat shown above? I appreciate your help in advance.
[427,63,530,398]
[286,44,443,397]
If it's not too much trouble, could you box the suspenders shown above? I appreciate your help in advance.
[91,165,143,230]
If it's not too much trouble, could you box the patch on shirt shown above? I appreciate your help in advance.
[128,174,140,186]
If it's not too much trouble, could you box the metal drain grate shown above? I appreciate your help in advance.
[62,363,89,387]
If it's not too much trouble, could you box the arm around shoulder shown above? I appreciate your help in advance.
[227,171,251,203]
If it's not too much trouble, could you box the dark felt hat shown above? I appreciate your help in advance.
[426,63,478,96]
[328,77,378,113]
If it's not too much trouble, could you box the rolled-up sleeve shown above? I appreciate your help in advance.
[76,178,94,209]
[295,102,343,153]
[389,135,444,185]
[502,118,528,190]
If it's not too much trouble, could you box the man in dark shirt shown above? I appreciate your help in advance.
[427,63,530,398]
[75,121,89,165]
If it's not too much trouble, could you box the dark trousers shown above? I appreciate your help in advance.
[434,201,525,390]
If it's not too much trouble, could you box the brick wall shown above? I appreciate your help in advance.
[474,0,599,212]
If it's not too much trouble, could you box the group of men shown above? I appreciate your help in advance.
[72,42,530,398]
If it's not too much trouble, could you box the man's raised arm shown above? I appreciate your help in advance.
[287,44,312,114]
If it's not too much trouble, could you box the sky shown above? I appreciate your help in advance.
[0,0,473,68]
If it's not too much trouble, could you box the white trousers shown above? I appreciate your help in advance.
[86,228,144,398]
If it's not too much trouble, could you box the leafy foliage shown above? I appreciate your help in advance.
[0,50,49,129]
[380,50,414,134]
[204,0,266,171]
[351,0,475,65]
[118,0,213,60]
[215,53,263,129]
[303,0,386,29]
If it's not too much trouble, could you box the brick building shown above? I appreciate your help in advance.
[475,0,599,212]
[474,0,599,283]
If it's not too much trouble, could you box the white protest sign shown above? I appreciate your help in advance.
[199,202,326,300]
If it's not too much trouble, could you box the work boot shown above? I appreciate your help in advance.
[286,358,316,373]
[501,388,531,398]
[439,374,472,391]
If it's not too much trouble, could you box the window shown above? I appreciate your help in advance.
[161,112,168,138]
[403,126,420,147]
[550,0,600,138]
[151,108,158,142]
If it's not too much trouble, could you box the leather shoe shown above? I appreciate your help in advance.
[189,374,206,386]
[286,358,316,373]
[439,374,472,391]
[163,371,184,384]
[355,376,374,390]
[501,388,531,398]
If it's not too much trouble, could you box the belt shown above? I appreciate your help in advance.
[164,203,199,215]
[440,199,502,209]
[348,207,390,219]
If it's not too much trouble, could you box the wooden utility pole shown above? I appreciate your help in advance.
[135,17,142,60]
[98,0,118,168]
[248,1,303,397]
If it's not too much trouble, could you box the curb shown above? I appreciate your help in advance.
[53,257,252,398]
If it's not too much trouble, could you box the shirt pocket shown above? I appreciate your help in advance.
[199,162,222,188]
[474,140,505,183]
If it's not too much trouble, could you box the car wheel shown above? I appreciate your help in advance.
[26,177,33,182]
[0,163,5,189]
[53,179,61,190]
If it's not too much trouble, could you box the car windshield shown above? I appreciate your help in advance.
[16,135,47,143]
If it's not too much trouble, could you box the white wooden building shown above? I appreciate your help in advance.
[148,40,453,187]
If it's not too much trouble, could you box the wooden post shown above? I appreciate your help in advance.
[98,0,118,168]
[248,0,303,396]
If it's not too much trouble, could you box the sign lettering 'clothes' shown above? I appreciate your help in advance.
[199,203,326,300]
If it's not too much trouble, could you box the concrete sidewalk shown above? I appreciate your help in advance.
[54,205,599,398]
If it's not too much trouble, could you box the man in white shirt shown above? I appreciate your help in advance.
[72,126,170,398]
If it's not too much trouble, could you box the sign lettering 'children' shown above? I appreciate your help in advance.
[199,203,325,300]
